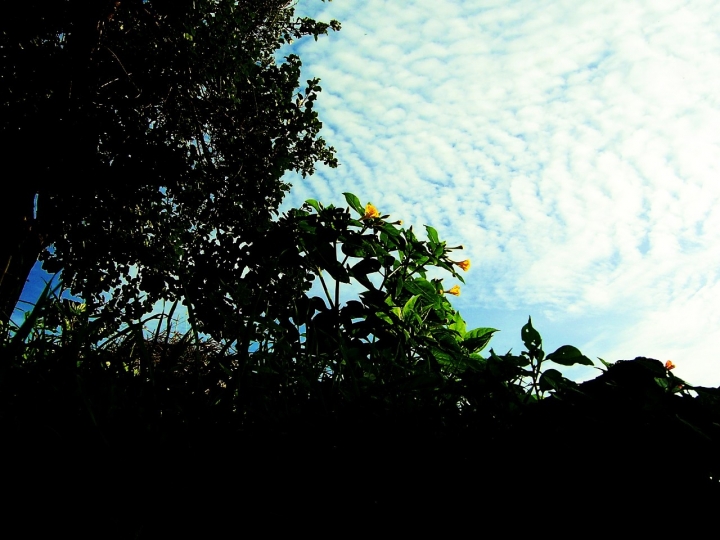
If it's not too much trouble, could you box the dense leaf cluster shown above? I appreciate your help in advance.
[3,197,719,531]
[1,0,338,324]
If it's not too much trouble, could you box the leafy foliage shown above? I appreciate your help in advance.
[0,0,339,324]
[2,195,720,530]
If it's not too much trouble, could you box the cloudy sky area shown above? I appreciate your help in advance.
[279,0,720,385]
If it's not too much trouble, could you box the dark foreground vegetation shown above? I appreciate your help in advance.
[2,1,719,535]
[3,208,719,534]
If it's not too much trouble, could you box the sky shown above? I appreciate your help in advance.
[17,0,720,386]
[275,0,720,385]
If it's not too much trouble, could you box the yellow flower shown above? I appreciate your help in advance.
[665,360,676,370]
[455,259,471,271]
[360,203,380,220]
[444,285,461,296]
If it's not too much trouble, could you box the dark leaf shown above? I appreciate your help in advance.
[521,316,542,352]
[539,368,565,391]
[546,345,594,367]
[462,328,498,354]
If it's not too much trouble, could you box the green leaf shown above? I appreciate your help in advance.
[381,222,402,237]
[325,262,351,284]
[341,241,367,258]
[305,199,321,212]
[598,357,613,369]
[431,347,456,366]
[349,258,382,290]
[521,316,542,352]
[462,328,498,354]
[448,311,467,337]
[404,278,439,300]
[343,192,365,215]
[425,225,440,245]
[351,272,376,291]
[351,258,382,276]
[374,311,395,327]
[402,294,421,321]
[546,345,594,367]
[488,349,531,380]
[633,357,668,376]
[539,368,565,391]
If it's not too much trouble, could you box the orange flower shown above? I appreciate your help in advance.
[360,203,380,220]
[455,259,471,271]
[665,360,676,370]
[444,285,461,296]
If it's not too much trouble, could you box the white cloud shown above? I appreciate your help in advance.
[283,0,720,385]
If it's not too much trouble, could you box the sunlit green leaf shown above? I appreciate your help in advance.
[375,311,394,326]
[425,225,439,245]
[305,199,321,212]
[343,192,365,215]
[448,311,466,336]
[431,347,455,366]
[404,278,438,299]
[402,294,421,321]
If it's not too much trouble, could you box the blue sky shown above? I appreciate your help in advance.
[17,0,720,386]
[275,0,720,385]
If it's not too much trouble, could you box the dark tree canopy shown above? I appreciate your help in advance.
[0,0,339,326]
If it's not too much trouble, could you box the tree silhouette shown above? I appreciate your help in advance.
[0,0,339,326]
